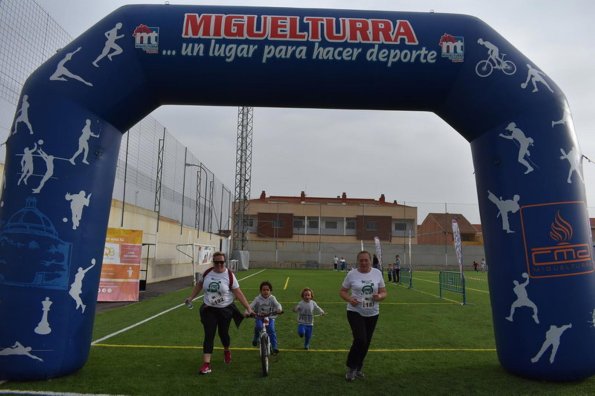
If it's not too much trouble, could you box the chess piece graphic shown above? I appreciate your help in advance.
[34,297,53,335]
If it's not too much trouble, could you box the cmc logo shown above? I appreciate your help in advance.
[133,24,159,54]
[439,33,464,63]
[521,202,594,278]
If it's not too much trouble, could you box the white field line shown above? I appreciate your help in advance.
[91,269,266,345]
[0,391,127,396]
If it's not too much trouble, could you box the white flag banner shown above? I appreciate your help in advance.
[408,229,412,270]
[451,219,463,274]
[373,236,383,269]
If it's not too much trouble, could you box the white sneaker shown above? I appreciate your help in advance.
[345,368,356,382]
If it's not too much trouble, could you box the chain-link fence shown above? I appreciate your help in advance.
[0,0,232,235]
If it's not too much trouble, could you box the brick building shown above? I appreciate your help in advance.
[239,191,417,245]
[417,212,479,245]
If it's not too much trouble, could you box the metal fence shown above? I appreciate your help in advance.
[0,0,232,235]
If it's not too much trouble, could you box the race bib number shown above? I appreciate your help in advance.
[362,295,375,308]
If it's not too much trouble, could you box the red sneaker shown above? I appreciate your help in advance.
[224,350,232,364]
[199,362,211,375]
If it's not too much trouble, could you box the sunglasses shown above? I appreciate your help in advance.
[213,260,225,264]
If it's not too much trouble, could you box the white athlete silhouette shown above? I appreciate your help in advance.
[11,94,34,135]
[589,309,595,328]
[559,147,584,184]
[70,119,100,165]
[0,341,43,362]
[49,47,93,87]
[65,190,92,230]
[521,64,553,93]
[531,323,572,364]
[487,190,520,233]
[477,38,501,66]
[499,122,535,174]
[69,258,96,313]
[0,170,5,207]
[552,108,571,128]
[32,147,55,194]
[505,272,539,324]
[93,23,124,67]
[18,142,38,186]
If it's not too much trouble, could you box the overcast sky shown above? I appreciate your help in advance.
[34,0,595,224]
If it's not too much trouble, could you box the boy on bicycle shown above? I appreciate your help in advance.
[249,281,283,354]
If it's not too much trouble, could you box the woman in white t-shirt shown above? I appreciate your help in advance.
[185,252,253,375]
[339,250,387,382]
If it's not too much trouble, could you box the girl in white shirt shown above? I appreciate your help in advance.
[293,287,325,350]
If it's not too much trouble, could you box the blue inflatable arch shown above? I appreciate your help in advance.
[1,5,594,381]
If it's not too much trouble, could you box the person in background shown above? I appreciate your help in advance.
[340,250,387,382]
[394,255,401,283]
[185,252,253,375]
[293,287,325,350]
[387,263,394,282]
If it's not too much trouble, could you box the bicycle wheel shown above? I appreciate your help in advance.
[475,59,492,77]
[501,60,517,75]
[260,333,269,377]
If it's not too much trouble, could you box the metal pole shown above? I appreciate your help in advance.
[209,179,214,237]
[403,200,406,265]
[180,147,188,235]
[318,202,322,264]
[120,130,130,227]
[194,169,200,238]
[219,184,224,234]
[202,166,209,231]
[155,128,166,233]
[226,186,232,230]
[197,165,203,234]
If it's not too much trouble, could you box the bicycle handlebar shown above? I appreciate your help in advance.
[246,310,284,318]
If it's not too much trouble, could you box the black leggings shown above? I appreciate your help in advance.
[200,305,233,354]
[346,310,379,370]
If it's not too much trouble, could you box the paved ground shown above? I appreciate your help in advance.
[95,276,194,313]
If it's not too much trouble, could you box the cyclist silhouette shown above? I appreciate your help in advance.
[476,38,516,77]
[478,38,501,65]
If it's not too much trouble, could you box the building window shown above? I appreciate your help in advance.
[346,218,356,229]
[273,219,283,228]
[325,221,338,229]
[394,223,407,231]
[293,218,304,228]
[308,219,319,229]
[366,221,377,231]
[246,217,254,227]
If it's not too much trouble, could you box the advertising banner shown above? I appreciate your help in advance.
[373,236,383,269]
[98,228,143,302]
[451,219,463,274]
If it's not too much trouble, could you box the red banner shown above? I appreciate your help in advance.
[98,228,143,302]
